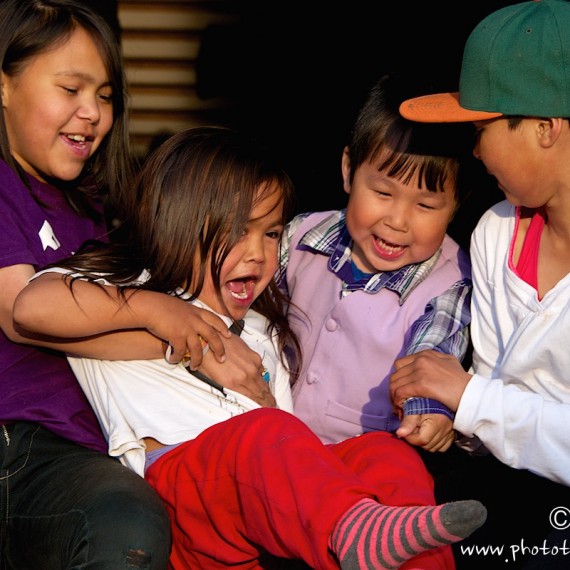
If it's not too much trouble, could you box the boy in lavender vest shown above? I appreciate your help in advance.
[277,73,476,454]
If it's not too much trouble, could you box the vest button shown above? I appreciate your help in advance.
[325,318,337,332]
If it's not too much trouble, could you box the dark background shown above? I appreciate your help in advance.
[94,1,519,249]
[195,1,519,248]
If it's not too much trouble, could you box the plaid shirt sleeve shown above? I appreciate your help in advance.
[401,278,472,418]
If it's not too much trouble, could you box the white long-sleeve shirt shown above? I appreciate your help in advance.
[454,200,570,485]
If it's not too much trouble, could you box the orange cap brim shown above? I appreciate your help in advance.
[399,92,503,123]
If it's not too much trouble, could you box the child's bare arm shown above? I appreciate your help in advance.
[13,270,275,405]
[13,271,231,365]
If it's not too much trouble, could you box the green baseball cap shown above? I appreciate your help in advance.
[400,0,570,122]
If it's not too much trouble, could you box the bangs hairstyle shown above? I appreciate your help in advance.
[0,0,134,219]
[347,74,475,204]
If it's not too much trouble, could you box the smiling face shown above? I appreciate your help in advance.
[343,150,457,274]
[197,183,285,321]
[2,27,113,183]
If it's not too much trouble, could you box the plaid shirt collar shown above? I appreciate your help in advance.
[297,210,441,304]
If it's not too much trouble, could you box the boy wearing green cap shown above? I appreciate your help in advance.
[392,0,570,567]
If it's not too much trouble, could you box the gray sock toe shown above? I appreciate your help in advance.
[440,500,487,538]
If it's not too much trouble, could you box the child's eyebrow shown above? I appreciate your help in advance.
[55,70,110,86]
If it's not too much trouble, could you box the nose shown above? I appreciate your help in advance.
[384,203,408,232]
[77,94,101,124]
[473,140,482,160]
[244,234,266,263]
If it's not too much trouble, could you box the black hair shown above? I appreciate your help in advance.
[347,73,477,207]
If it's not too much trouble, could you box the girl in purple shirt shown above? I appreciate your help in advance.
[0,1,260,567]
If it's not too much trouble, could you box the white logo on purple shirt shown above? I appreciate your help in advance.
[39,220,61,251]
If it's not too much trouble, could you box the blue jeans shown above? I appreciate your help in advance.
[0,422,171,569]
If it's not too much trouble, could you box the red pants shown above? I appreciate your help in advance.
[145,408,454,569]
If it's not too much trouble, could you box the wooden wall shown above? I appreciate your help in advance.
[118,0,241,160]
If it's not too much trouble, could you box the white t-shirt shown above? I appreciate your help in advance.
[33,268,294,476]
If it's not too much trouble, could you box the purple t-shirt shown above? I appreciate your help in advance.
[0,159,109,452]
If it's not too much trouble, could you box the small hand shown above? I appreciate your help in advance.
[198,332,276,407]
[396,413,455,452]
[144,292,232,367]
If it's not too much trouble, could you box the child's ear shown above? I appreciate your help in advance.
[341,147,351,195]
[538,117,563,148]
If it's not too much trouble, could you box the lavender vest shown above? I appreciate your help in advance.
[285,211,466,444]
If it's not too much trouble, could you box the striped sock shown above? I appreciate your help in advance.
[329,498,486,569]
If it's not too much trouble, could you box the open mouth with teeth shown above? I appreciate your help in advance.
[226,276,258,302]
[65,134,94,146]
[374,236,406,257]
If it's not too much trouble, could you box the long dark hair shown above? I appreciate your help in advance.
[51,126,302,378]
[0,0,135,221]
